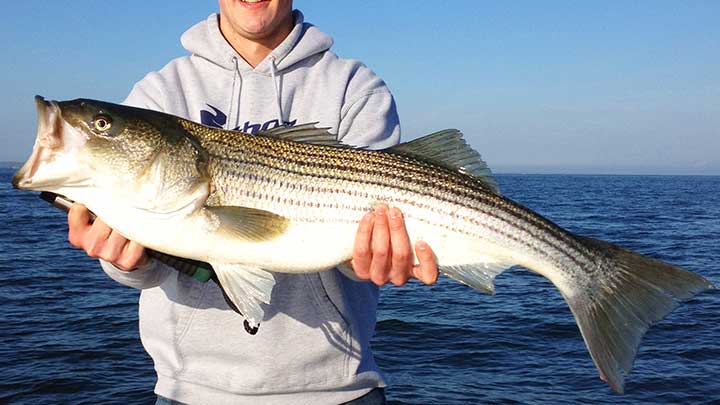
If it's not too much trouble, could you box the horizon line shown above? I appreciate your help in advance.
[1,161,718,177]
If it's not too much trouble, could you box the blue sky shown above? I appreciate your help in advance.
[1,1,718,174]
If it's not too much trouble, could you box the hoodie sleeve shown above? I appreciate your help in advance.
[337,65,401,150]
[100,259,173,290]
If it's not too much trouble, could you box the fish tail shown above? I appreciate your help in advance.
[566,236,714,393]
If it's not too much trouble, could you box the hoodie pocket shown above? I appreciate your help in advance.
[164,273,362,392]
[304,272,352,335]
[139,273,204,375]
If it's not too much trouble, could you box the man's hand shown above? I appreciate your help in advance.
[352,204,439,286]
[67,203,148,271]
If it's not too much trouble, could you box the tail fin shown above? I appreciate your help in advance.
[567,236,714,393]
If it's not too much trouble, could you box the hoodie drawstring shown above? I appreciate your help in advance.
[228,57,242,130]
[269,57,284,126]
[229,56,284,131]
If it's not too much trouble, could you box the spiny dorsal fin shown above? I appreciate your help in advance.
[205,206,289,242]
[257,123,343,147]
[388,129,499,194]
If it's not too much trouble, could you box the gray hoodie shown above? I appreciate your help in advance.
[100,10,400,405]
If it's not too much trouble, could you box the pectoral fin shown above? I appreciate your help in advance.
[212,263,277,331]
[205,206,289,242]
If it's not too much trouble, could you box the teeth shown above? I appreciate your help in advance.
[240,0,265,3]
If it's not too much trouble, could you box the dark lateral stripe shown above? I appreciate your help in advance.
[242,187,566,270]
[205,135,581,251]
[190,122,580,252]
[212,152,481,204]
[212,150,590,266]
[214,161,593,271]
[213,152,592,269]
[227,171,577,268]
[184,122,593,269]
[199,128,487,190]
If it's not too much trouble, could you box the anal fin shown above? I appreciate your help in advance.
[440,261,514,294]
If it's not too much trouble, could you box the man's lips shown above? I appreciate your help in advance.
[238,0,270,9]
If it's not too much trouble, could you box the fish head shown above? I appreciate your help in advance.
[13,96,209,213]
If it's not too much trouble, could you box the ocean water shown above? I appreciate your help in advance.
[1,167,718,404]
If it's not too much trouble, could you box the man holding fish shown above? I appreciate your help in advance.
[66,1,435,403]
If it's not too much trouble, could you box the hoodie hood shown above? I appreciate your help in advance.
[125,8,399,146]
[180,10,333,74]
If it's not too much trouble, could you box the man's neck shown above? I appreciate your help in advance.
[220,15,294,68]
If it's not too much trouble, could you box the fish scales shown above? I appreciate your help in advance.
[192,125,594,273]
[177,119,598,281]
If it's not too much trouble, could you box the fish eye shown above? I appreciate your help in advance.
[92,115,112,132]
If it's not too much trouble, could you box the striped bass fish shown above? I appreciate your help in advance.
[12,96,714,393]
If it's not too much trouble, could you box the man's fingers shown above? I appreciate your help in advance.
[353,206,438,287]
[84,219,113,257]
[67,203,92,247]
[126,242,148,266]
[387,207,412,286]
[115,241,148,271]
[65,203,147,272]
[351,212,374,279]
[369,205,391,285]
[413,241,439,285]
[104,229,130,263]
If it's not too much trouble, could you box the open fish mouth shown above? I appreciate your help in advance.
[11,96,89,191]
[12,96,64,189]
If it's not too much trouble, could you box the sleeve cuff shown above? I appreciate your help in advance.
[100,258,171,290]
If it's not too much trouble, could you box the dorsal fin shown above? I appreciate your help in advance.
[257,123,344,147]
[388,129,499,194]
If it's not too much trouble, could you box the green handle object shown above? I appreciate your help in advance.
[192,267,213,283]
[147,250,214,282]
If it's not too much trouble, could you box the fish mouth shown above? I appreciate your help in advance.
[12,96,69,190]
